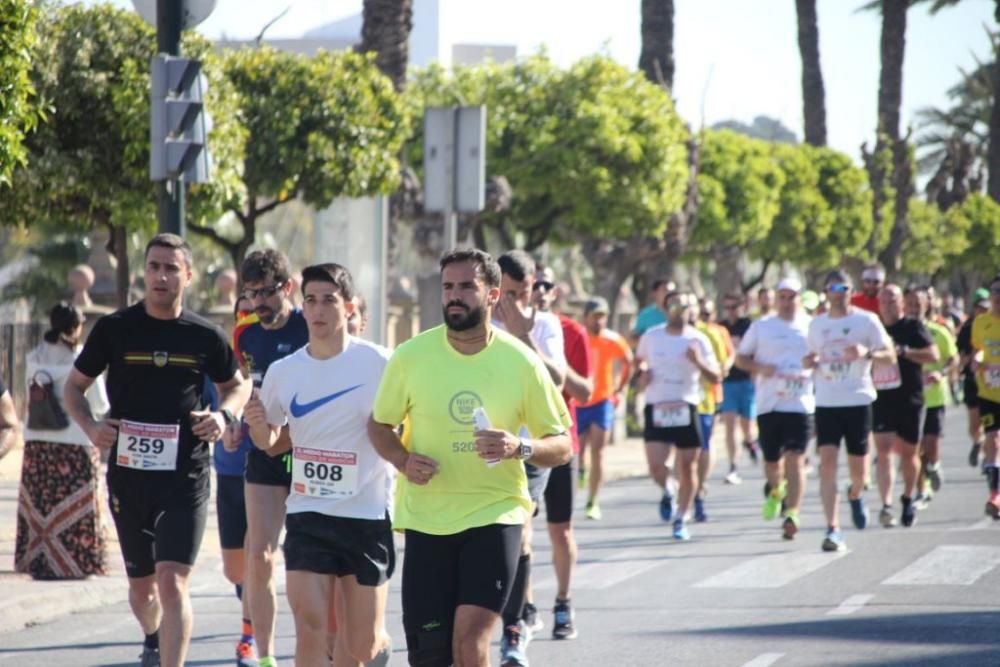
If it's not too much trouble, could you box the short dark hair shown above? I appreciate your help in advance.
[43,301,84,343]
[241,249,291,286]
[354,293,368,318]
[651,278,673,292]
[824,269,852,287]
[300,263,355,301]
[439,248,501,288]
[145,233,192,268]
[497,250,536,282]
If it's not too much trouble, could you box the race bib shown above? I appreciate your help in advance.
[984,365,1000,389]
[652,401,691,428]
[116,420,179,471]
[291,447,359,498]
[776,374,807,399]
[872,362,902,391]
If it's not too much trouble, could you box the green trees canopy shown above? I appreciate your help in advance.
[0,0,41,186]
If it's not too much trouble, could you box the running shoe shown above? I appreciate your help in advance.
[500,624,529,667]
[849,494,869,530]
[900,495,916,528]
[236,638,258,667]
[821,528,846,552]
[724,469,742,485]
[521,602,543,634]
[744,440,760,463]
[659,492,674,521]
[925,464,943,492]
[879,505,896,528]
[782,512,800,540]
[762,481,787,521]
[969,442,982,467]
[693,494,708,523]
[986,495,1000,520]
[367,637,392,667]
[672,518,690,541]
[140,647,161,667]
[552,600,578,640]
[585,499,602,520]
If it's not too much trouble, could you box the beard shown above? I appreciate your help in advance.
[443,302,485,332]
[255,306,277,325]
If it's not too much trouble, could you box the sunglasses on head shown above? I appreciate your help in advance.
[242,283,284,300]
[826,283,850,293]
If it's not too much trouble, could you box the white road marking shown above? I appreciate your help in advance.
[694,550,848,589]
[533,548,663,590]
[882,545,1000,586]
[826,593,874,616]
[741,652,785,667]
[948,517,995,532]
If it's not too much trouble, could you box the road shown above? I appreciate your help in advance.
[0,409,998,666]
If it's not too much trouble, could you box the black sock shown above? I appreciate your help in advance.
[987,465,999,493]
[235,583,243,600]
[501,553,531,628]
[144,631,159,650]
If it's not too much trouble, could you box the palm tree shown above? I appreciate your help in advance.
[357,0,413,91]
[796,0,827,146]
[639,0,675,91]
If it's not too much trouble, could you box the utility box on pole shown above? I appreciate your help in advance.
[150,55,211,183]
[423,106,486,250]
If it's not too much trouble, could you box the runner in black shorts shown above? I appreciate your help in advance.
[65,234,250,667]
[958,293,989,466]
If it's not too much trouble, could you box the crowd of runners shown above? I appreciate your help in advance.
[46,233,1000,667]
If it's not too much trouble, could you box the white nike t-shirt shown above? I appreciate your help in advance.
[636,324,715,406]
[738,313,815,415]
[807,308,893,408]
[259,336,395,519]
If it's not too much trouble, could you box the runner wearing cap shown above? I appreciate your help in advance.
[803,270,894,552]
[959,289,990,467]
[578,296,632,520]
[970,274,1000,519]
[735,278,814,540]
[691,299,732,522]
[851,263,885,315]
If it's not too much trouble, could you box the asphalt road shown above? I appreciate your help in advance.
[0,409,998,667]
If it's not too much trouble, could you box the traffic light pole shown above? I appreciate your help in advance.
[157,0,184,236]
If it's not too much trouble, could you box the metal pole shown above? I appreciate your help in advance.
[157,0,185,236]
[442,106,458,251]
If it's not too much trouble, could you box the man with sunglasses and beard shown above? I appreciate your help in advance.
[223,249,309,667]
[803,270,894,552]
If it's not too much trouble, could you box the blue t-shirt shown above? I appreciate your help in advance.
[633,304,666,337]
[205,379,249,476]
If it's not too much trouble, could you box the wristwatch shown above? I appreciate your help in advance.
[517,439,533,461]
[220,408,236,426]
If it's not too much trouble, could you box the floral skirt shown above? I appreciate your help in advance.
[15,441,108,579]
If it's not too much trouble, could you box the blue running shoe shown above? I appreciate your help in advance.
[500,623,530,666]
[659,493,674,522]
[672,518,690,541]
[694,494,707,522]
[821,528,845,552]
[849,495,868,530]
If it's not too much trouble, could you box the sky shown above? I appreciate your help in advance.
[108,0,994,162]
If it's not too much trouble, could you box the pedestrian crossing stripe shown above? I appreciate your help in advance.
[694,550,848,589]
[881,545,1000,586]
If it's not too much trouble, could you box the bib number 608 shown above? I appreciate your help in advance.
[127,436,165,454]
[303,461,343,482]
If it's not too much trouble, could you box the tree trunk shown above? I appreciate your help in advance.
[358,0,413,92]
[795,0,827,146]
[989,1,1000,201]
[639,0,675,91]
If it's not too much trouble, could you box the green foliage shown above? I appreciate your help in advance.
[0,0,41,186]
[690,129,784,251]
[901,198,969,276]
[810,146,874,265]
[407,54,689,244]
[949,193,1000,274]
[1,236,90,310]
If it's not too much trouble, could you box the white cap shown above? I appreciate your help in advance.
[776,277,802,293]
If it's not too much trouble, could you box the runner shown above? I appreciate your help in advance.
[850,263,885,315]
[958,289,990,467]
[64,234,251,667]
[735,278,814,540]
[970,274,1000,519]
[872,284,938,528]
[230,249,309,667]
[755,287,775,319]
[630,278,676,342]
[905,285,958,504]
[720,292,759,483]
[636,290,721,540]
[803,270,894,552]
[246,263,393,667]
[367,248,572,667]
[692,298,732,522]
[578,296,632,520]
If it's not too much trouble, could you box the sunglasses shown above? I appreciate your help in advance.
[826,283,850,293]
[242,283,284,300]
[533,281,555,292]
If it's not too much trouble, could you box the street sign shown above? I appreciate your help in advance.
[150,55,211,182]
[131,0,217,29]
[423,106,486,250]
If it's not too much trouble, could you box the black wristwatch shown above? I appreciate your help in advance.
[220,408,236,426]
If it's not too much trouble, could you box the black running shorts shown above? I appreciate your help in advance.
[244,447,292,488]
[963,374,979,408]
[283,512,394,586]
[814,405,872,456]
[216,473,247,551]
[643,403,702,449]
[873,398,923,445]
[107,466,211,578]
[542,458,576,524]
[922,405,945,438]
[757,412,812,463]
[980,398,1000,434]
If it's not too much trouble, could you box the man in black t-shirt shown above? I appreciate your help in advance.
[720,293,759,484]
[873,284,938,529]
[65,234,250,667]
[0,376,19,461]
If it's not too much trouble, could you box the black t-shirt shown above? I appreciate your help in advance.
[877,317,934,406]
[75,303,239,474]
[957,318,974,377]
[723,317,753,382]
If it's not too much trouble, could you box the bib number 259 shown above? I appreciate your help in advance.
[126,436,165,455]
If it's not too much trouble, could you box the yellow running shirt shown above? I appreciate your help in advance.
[972,311,1000,404]
[372,325,572,535]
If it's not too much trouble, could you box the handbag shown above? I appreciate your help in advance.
[27,370,70,430]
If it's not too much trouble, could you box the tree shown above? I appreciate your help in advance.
[948,192,1000,275]
[188,47,410,271]
[795,0,828,146]
[900,197,970,278]
[357,0,413,92]
[639,0,675,91]
[0,0,41,186]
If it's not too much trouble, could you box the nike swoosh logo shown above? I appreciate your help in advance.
[289,384,364,418]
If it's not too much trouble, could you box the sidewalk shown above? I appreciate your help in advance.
[0,437,650,634]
